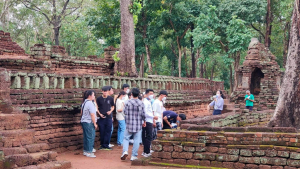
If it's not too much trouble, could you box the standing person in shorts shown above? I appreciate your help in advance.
[245,90,255,111]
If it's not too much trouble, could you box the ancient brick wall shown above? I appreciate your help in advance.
[0,31,25,55]
[151,124,300,168]
[231,38,281,111]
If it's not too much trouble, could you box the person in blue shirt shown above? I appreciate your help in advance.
[207,90,224,115]
[162,111,186,129]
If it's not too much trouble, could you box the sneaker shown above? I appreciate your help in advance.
[121,151,128,160]
[109,144,114,147]
[86,153,96,158]
[129,139,134,144]
[141,152,145,156]
[142,153,151,157]
[130,156,138,161]
[102,147,112,150]
[92,148,96,153]
[98,146,105,150]
[150,150,154,153]
[83,152,88,156]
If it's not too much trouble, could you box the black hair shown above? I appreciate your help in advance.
[179,114,186,120]
[117,91,126,99]
[101,86,109,91]
[218,90,225,99]
[122,84,130,89]
[82,90,95,103]
[159,90,168,96]
[131,88,140,97]
[138,95,143,100]
[107,86,113,90]
[145,89,154,94]
[128,91,132,97]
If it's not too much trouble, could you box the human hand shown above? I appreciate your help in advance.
[107,111,111,115]
[142,122,146,127]
[99,114,105,118]
[153,123,156,127]
[94,123,98,129]
[153,116,158,120]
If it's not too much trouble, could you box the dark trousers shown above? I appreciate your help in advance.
[213,110,222,115]
[97,118,112,148]
[246,106,253,111]
[142,122,153,154]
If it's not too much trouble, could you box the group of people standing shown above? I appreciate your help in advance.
[80,84,186,161]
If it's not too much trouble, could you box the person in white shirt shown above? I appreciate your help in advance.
[141,89,158,157]
[115,91,127,146]
[152,90,168,141]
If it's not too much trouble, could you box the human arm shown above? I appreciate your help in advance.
[248,95,255,102]
[90,113,98,129]
[207,101,215,111]
[163,116,172,128]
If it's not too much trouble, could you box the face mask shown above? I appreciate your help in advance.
[148,95,154,100]
[162,97,167,102]
[126,89,130,94]
[177,120,180,123]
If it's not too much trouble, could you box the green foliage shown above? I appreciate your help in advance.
[112,51,120,62]
[129,0,142,15]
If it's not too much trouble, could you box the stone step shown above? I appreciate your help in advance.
[4,151,58,168]
[3,147,28,156]
[17,161,71,169]
[0,129,36,147]
[0,113,30,130]
[25,143,50,153]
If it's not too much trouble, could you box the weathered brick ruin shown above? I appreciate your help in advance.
[0,31,225,168]
[230,38,281,111]
[147,111,300,169]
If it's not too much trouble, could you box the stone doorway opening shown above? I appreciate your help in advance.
[250,67,264,95]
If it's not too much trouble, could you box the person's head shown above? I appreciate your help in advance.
[128,91,132,99]
[84,90,95,101]
[122,84,130,93]
[138,95,143,100]
[158,90,168,101]
[117,91,126,100]
[145,89,154,99]
[177,114,186,122]
[131,88,140,98]
[246,90,250,95]
[217,90,224,99]
[106,86,114,95]
[101,86,110,97]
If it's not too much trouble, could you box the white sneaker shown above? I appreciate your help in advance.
[83,152,88,156]
[130,156,138,161]
[86,153,96,158]
[109,144,114,147]
[150,150,154,153]
[121,151,128,160]
[141,152,145,156]
[129,139,134,144]
[142,153,151,157]
[92,148,96,153]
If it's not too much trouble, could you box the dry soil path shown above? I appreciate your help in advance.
[57,145,175,169]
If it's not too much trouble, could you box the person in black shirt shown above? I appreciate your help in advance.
[96,86,115,150]
[162,111,186,129]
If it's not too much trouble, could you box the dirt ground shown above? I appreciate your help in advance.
[57,145,175,169]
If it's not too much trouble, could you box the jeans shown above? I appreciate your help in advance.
[117,120,126,145]
[81,122,95,153]
[97,118,112,148]
[123,129,142,157]
[213,110,222,115]
[142,122,153,154]
[152,122,162,141]
[108,125,114,144]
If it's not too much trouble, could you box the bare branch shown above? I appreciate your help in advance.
[60,0,70,17]
[21,1,53,24]
[180,25,190,39]
[170,43,178,58]
[250,23,265,39]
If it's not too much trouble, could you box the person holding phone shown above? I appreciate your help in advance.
[245,90,255,111]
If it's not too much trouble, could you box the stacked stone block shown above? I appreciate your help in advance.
[231,38,281,111]
[0,31,25,55]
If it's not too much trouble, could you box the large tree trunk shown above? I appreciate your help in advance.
[283,22,290,67]
[210,61,215,80]
[0,0,11,32]
[229,64,233,94]
[265,0,273,48]
[191,24,196,78]
[268,1,300,128]
[118,0,137,77]
[145,44,152,74]
[139,54,144,77]
[233,52,241,92]
[177,37,182,77]
[53,26,60,46]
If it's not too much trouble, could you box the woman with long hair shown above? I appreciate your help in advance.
[115,91,127,146]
